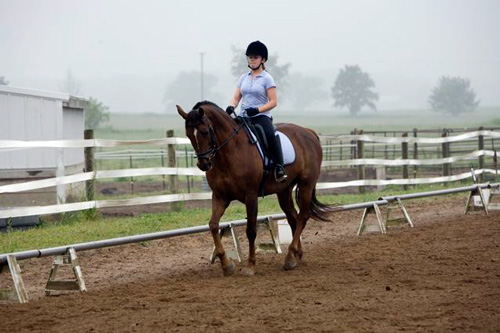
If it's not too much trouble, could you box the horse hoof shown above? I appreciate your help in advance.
[240,267,255,276]
[284,259,298,271]
[222,260,236,277]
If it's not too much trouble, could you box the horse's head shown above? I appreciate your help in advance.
[177,104,216,172]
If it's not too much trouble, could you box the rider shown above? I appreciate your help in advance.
[226,40,287,182]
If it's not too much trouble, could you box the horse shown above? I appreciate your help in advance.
[177,101,333,276]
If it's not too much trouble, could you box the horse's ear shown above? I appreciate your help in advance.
[198,107,205,117]
[176,105,187,119]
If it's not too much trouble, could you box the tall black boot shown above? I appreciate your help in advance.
[271,135,287,182]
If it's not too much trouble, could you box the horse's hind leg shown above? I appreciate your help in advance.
[209,196,235,276]
[283,183,313,270]
[277,187,303,260]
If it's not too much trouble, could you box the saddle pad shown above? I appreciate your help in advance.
[249,130,296,166]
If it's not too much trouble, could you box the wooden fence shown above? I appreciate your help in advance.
[1,128,500,220]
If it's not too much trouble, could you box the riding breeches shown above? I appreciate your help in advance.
[250,115,284,166]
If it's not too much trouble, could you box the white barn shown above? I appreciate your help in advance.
[0,85,88,204]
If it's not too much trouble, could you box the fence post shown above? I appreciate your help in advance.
[167,130,177,193]
[129,150,134,194]
[356,129,365,194]
[413,128,418,182]
[478,126,484,182]
[161,148,166,191]
[402,132,409,190]
[442,129,451,178]
[339,140,343,162]
[384,132,388,160]
[84,129,94,201]
[185,146,191,193]
[350,129,356,160]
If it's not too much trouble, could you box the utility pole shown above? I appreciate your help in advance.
[200,52,210,192]
[200,52,205,100]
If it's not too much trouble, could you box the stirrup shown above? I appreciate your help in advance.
[275,165,287,182]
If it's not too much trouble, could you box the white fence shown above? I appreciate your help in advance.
[0,130,499,219]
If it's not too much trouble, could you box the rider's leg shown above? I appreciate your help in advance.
[251,115,287,182]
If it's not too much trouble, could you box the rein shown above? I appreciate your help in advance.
[195,117,245,160]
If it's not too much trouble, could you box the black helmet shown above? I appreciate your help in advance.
[245,41,268,61]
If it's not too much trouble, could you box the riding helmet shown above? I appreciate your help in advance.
[245,41,268,61]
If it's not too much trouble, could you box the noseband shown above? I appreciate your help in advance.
[194,116,244,161]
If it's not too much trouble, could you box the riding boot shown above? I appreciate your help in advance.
[271,134,287,182]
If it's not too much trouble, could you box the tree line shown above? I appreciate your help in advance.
[163,46,480,117]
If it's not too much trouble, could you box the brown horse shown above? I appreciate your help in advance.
[177,101,332,276]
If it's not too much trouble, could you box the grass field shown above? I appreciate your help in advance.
[96,106,500,139]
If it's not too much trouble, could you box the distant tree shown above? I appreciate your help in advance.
[331,65,379,117]
[230,45,291,92]
[286,72,328,111]
[0,76,8,85]
[163,71,222,112]
[428,76,480,116]
[59,69,82,95]
[85,97,110,129]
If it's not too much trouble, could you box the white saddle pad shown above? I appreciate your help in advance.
[250,130,296,166]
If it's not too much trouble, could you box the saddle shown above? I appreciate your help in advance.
[238,117,295,169]
[238,117,296,196]
[243,119,274,164]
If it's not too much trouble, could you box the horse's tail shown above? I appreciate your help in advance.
[295,187,338,222]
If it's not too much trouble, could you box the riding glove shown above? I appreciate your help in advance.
[245,107,260,117]
[226,105,235,115]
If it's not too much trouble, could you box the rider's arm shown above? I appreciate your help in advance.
[257,87,277,112]
[229,88,242,108]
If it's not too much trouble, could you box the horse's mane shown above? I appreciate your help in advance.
[191,101,237,125]
[192,101,223,112]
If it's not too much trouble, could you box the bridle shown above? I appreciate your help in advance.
[194,116,245,162]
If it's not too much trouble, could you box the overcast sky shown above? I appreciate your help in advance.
[1,0,499,113]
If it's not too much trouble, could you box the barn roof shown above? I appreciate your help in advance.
[0,85,70,101]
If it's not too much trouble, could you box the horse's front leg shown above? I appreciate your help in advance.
[209,196,234,276]
[241,194,258,276]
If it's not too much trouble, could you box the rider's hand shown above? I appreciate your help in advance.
[226,105,235,115]
[245,107,259,117]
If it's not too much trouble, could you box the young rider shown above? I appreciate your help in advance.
[226,40,287,182]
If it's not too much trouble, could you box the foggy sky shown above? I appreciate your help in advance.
[1,0,499,113]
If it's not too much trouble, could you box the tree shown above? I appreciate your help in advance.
[163,71,221,112]
[331,65,379,117]
[85,97,110,129]
[428,76,479,116]
[286,72,328,111]
[0,76,8,85]
[230,45,291,92]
